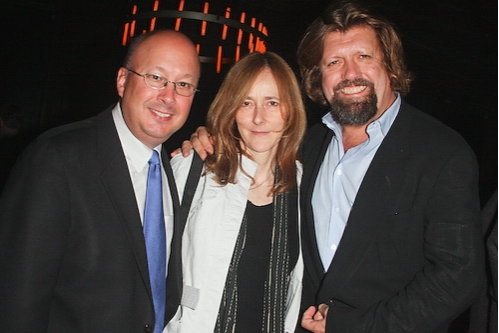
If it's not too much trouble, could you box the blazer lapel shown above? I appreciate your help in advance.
[301,125,335,286]
[324,102,415,289]
[95,109,152,296]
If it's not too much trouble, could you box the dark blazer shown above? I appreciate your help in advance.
[299,100,485,332]
[0,106,183,332]
[469,190,497,333]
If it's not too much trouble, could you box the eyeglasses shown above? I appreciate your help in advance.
[125,68,199,97]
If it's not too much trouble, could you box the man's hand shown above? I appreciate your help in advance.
[301,304,329,333]
[170,126,215,160]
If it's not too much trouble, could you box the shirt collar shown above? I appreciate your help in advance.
[112,103,162,172]
[322,92,401,138]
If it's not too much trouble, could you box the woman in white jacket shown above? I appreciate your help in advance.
[167,51,307,333]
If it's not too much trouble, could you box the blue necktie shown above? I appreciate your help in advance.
[143,150,166,333]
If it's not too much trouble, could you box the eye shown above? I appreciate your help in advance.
[328,60,339,66]
[360,54,370,59]
[177,82,191,88]
[268,100,279,107]
[242,100,252,107]
[148,74,164,82]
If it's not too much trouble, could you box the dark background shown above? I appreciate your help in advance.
[1,0,497,202]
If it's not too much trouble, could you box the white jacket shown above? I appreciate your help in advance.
[165,151,303,333]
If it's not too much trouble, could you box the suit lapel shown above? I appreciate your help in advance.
[95,109,152,296]
[324,102,415,288]
[301,125,335,287]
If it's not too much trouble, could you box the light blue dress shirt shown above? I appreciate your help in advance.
[312,94,401,271]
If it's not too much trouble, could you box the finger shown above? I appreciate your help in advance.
[318,303,329,316]
[313,311,324,321]
[209,134,217,146]
[196,126,209,136]
[302,305,317,320]
[194,127,214,155]
[170,147,182,158]
[181,140,195,157]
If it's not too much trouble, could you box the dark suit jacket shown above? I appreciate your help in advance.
[299,101,485,332]
[469,190,497,333]
[0,106,183,332]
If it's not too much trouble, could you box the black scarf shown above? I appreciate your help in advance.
[215,187,299,332]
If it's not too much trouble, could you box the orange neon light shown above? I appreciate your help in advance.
[257,38,266,52]
[222,26,228,40]
[237,29,243,45]
[175,0,185,30]
[130,5,137,37]
[216,45,223,73]
[201,23,206,36]
[122,22,130,45]
[131,20,136,37]
[222,7,230,40]
[235,45,241,62]
[149,0,158,31]
[122,2,269,69]
[237,12,245,46]
[201,2,209,36]
[248,33,254,52]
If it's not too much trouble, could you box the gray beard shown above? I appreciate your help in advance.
[328,79,378,126]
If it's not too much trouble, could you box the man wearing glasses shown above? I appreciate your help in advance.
[0,30,200,333]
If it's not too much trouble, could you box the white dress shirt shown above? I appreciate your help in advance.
[112,104,174,271]
[312,94,401,270]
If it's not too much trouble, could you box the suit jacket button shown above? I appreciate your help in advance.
[143,324,152,332]
[328,299,334,306]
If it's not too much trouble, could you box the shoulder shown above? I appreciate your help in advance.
[20,115,99,160]
[303,122,330,145]
[170,150,196,195]
[170,150,195,172]
[396,100,474,154]
[13,109,119,175]
[301,122,332,161]
[31,109,115,154]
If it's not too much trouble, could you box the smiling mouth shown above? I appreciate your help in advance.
[150,108,172,118]
[341,85,367,94]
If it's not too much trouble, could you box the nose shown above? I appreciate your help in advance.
[157,83,176,103]
[342,59,361,80]
[253,105,264,125]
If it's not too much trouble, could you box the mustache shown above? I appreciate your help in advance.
[333,78,374,92]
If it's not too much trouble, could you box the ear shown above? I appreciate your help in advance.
[116,67,128,98]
